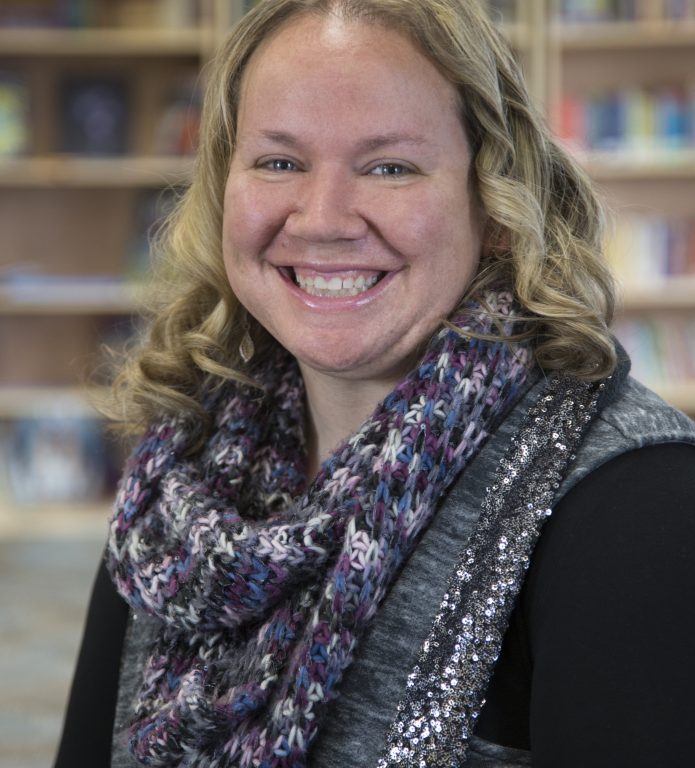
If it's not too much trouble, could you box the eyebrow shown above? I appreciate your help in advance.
[258,130,428,152]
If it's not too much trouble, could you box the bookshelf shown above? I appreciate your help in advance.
[549,0,695,416]
[0,0,693,524]
[0,0,247,518]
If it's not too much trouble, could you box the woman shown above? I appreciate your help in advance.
[55,1,695,766]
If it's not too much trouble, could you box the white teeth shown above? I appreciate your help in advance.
[327,276,342,291]
[294,272,380,297]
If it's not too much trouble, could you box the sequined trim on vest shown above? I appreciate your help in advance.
[377,373,607,767]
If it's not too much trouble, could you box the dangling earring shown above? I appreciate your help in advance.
[239,316,255,363]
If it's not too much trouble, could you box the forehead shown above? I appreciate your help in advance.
[235,14,462,135]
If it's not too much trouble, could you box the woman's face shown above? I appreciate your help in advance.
[223,14,483,388]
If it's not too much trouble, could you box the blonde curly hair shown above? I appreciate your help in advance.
[108,0,616,434]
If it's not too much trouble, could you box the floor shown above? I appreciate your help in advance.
[0,522,105,768]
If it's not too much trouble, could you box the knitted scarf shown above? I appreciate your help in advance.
[107,292,533,767]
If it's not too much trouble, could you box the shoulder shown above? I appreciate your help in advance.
[533,395,695,620]
[533,441,695,592]
[520,440,695,765]
[598,375,695,445]
[559,375,695,497]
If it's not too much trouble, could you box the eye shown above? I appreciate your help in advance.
[368,162,412,177]
[259,158,298,172]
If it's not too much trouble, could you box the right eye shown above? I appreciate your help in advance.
[259,158,298,172]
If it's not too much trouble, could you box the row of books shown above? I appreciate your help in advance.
[0,414,121,505]
[0,72,200,157]
[0,0,199,29]
[556,86,695,153]
[606,215,695,281]
[614,317,695,385]
[557,0,695,21]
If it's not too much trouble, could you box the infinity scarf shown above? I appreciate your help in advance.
[107,292,533,767]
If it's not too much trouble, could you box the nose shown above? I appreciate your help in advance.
[283,166,368,242]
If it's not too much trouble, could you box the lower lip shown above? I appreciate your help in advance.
[279,268,396,310]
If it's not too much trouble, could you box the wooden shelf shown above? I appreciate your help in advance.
[575,149,695,181]
[619,277,695,311]
[0,279,141,315]
[0,501,111,539]
[0,156,194,187]
[555,20,695,50]
[0,386,105,419]
[0,27,208,56]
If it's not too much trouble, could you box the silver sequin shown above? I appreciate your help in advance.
[377,374,606,767]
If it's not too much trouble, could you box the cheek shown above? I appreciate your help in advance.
[435,185,483,272]
[386,186,480,270]
[415,195,482,301]
[223,176,286,258]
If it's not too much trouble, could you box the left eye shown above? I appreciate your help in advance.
[368,163,411,177]
[262,159,297,172]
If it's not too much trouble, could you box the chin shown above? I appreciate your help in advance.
[294,345,417,388]
[296,352,377,378]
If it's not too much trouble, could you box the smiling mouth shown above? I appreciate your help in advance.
[288,268,386,298]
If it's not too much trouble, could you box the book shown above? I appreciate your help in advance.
[0,0,59,27]
[605,215,695,282]
[59,76,129,156]
[614,315,695,386]
[557,0,695,21]
[154,75,201,156]
[3,415,109,505]
[556,83,694,153]
[0,73,29,157]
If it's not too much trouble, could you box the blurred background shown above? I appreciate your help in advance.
[1,0,694,765]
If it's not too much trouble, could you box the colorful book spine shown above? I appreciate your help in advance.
[614,316,695,385]
[556,85,695,152]
[605,215,695,282]
[2,415,113,505]
[0,73,29,157]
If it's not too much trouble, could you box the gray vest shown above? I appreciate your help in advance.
[112,376,695,767]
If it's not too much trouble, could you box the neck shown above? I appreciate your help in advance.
[300,367,398,479]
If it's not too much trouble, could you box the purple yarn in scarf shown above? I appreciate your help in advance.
[107,291,533,767]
